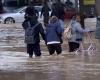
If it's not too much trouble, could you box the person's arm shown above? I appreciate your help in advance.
[40,7,44,17]
[22,20,28,29]
[56,22,63,36]
[48,6,51,11]
[75,23,89,33]
[39,23,46,41]
[35,10,39,18]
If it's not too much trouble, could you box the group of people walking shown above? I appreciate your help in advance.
[22,1,91,58]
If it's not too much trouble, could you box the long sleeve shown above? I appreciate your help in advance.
[22,20,28,29]
[75,22,89,33]
[56,23,63,35]
[41,7,44,16]
[39,23,46,41]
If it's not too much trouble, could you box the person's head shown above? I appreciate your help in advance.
[72,14,81,22]
[25,6,36,16]
[76,15,81,22]
[24,6,36,20]
[49,16,58,23]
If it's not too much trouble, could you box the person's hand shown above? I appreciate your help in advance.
[88,30,95,33]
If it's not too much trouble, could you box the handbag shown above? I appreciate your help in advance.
[64,22,72,40]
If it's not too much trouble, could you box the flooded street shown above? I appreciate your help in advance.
[0,20,100,80]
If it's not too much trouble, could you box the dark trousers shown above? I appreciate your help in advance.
[68,42,80,52]
[47,43,62,55]
[27,43,41,57]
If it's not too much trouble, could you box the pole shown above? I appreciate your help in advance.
[79,0,84,28]
[96,0,100,16]
[96,0,100,39]
[75,0,79,13]
[0,0,3,13]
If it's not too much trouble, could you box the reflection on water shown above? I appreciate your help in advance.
[0,51,100,80]
[0,23,100,80]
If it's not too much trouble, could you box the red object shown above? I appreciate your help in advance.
[64,10,76,19]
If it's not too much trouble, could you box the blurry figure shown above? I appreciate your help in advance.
[48,0,52,9]
[51,0,65,31]
[68,14,90,52]
[22,6,46,58]
[65,0,73,8]
[0,1,3,13]
[30,1,39,17]
[46,16,63,55]
[41,2,51,27]
[25,3,39,19]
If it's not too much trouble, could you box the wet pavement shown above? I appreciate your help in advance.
[0,18,100,80]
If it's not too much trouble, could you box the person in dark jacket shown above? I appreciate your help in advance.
[46,16,63,55]
[41,2,51,27]
[22,7,46,58]
[51,0,65,31]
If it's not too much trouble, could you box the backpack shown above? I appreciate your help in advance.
[25,21,40,44]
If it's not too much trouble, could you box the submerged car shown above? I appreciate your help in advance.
[0,6,50,24]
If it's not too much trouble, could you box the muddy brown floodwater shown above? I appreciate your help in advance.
[0,20,100,80]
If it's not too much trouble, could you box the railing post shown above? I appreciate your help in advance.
[79,0,85,28]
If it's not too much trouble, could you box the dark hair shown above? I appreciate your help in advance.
[72,13,80,20]
[25,6,35,16]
